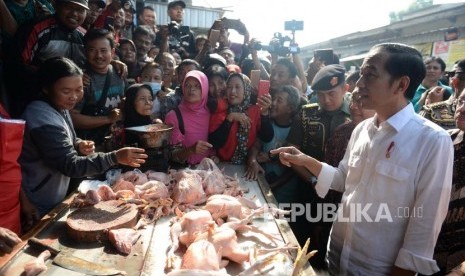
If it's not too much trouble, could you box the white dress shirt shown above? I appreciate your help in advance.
[316,103,453,275]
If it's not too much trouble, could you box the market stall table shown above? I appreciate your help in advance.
[0,163,314,276]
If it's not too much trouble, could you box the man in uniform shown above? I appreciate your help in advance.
[420,59,465,129]
[286,64,351,270]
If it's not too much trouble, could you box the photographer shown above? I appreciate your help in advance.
[156,0,196,59]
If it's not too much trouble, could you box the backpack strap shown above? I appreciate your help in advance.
[174,107,185,135]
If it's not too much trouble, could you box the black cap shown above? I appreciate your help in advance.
[56,0,89,9]
[89,0,105,8]
[168,0,185,9]
[311,64,346,91]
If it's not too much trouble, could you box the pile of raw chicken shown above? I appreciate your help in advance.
[67,158,313,275]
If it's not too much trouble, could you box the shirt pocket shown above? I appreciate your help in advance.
[372,160,412,207]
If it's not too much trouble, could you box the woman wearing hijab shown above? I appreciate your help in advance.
[209,73,273,164]
[123,83,154,146]
[165,70,213,165]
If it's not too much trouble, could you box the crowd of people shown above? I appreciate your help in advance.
[0,0,464,275]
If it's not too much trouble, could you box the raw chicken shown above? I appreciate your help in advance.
[122,170,148,186]
[166,270,230,276]
[202,223,250,264]
[181,240,221,270]
[97,185,116,201]
[23,250,51,276]
[167,209,215,268]
[108,228,141,255]
[145,170,170,184]
[115,190,137,200]
[172,171,205,205]
[112,179,135,192]
[204,195,259,221]
[178,210,215,247]
[196,159,227,195]
[137,180,169,200]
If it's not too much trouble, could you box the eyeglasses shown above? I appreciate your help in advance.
[445,71,465,80]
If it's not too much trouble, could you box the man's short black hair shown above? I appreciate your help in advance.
[84,28,115,49]
[371,43,425,100]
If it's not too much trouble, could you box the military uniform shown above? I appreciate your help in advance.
[419,98,456,130]
[288,95,351,160]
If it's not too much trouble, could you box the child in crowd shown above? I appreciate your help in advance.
[138,62,165,120]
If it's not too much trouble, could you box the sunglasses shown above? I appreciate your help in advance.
[445,71,465,80]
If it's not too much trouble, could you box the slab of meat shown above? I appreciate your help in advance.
[23,250,51,276]
[172,171,205,205]
[108,228,141,255]
[166,270,230,276]
[181,240,221,270]
[67,200,138,242]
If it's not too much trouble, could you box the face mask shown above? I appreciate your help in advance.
[144,82,162,95]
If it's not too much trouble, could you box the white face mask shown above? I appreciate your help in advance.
[144,82,162,95]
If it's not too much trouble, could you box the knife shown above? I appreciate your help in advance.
[28,238,125,275]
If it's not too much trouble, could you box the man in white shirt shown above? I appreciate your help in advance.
[272,43,453,275]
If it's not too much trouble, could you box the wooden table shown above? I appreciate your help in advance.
[0,163,314,276]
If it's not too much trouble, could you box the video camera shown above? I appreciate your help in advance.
[166,21,191,50]
[251,20,303,56]
[252,33,299,56]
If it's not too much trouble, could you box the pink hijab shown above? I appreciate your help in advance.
[166,70,210,164]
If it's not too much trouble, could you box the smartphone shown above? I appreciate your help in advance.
[209,29,220,46]
[257,80,270,98]
[250,70,261,90]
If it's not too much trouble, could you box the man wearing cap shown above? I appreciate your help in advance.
[286,64,350,270]
[9,0,88,117]
[121,0,135,39]
[420,59,465,129]
[156,0,196,59]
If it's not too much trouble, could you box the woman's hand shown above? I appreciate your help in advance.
[115,147,148,167]
[0,227,22,254]
[227,112,251,129]
[257,93,271,115]
[425,86,446,106]
[244,159,264,181]
[78,140,95,156]
[192,140,213,155]
[270,146,308,167]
